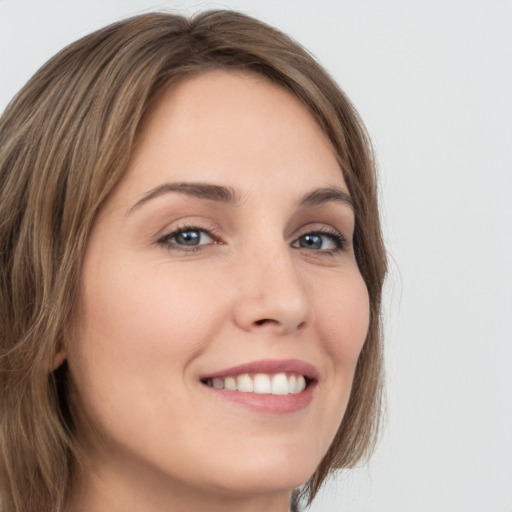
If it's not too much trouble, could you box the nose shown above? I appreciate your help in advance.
[232,242,310,335]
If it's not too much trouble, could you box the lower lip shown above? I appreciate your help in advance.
[201,382,316,415]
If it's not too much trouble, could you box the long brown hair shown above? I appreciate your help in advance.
[0,10,387,512]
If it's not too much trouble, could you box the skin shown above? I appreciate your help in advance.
[64,70,370,512]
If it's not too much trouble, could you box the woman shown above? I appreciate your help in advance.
[0,10,386,512]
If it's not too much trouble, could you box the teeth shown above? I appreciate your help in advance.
[253,373,271,394]
[212,377,224,389]
[203,372,308,395]
[224,376,237,391]
[271,373,289,395]
[296,375,306,393]
[288,374,297,393]
[237,374,254,392]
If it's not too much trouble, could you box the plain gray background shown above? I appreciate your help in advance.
[1,1,511,511]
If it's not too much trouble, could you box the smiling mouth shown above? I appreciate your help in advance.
[201,373,311,395]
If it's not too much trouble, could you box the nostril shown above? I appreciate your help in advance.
[254,318,274,326]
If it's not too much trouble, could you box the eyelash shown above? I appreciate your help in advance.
[157,224,348,254]
[157,224,221,253]
[293,227,348,254]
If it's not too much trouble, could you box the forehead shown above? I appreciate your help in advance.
[121,69,347,203]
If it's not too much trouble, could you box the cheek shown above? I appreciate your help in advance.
[71,258,224,369]
[67,251,241,414]
[316,272,370,370]
[276,269,369,468]
[66,257,228,450]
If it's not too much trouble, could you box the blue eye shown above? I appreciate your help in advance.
[292,231,346,251]
[159,227,214,249]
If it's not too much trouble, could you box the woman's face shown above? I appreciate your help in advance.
[66,70,369,507]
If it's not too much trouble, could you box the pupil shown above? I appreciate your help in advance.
[177,230,200,245]
[300,234,322,249]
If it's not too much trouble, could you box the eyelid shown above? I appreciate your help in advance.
[293,222,348,239]
[291,224,349,252]
[154,218,350,255]
[157,222,223,251]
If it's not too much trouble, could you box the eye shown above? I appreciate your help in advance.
[291,230,346,251]
[158,226,216,250]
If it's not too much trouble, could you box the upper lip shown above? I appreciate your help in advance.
[200,358,319,380]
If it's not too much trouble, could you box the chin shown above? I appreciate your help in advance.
[210,469,310,498]
[197,444,322,497]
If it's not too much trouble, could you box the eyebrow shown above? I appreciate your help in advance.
[129,182,353,213]
[129,182,240,213]
[299,187,354,210]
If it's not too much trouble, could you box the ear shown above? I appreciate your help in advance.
[51,348,67,372]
